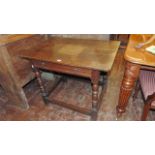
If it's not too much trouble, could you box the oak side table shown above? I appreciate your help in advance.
[21,37,120,120]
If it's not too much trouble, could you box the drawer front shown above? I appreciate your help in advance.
[32,60,92,78]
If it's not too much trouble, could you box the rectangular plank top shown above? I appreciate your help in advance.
[20,37,120,71]
[124,34,155,67]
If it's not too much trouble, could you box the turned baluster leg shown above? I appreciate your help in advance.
[91,70,100,120]
[116,62,141,116]
[32,64,48,104]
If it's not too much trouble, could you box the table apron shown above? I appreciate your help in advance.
[31,60,92,78]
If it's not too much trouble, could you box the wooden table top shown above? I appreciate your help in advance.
[20,37,120,71]
[124,34,155,67]
[0,34,34,46]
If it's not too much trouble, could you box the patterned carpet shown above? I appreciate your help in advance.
[0,73,154,121]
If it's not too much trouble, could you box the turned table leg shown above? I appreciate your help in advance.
[116,62,141,116]
[32,64,48,104]
[91,70,100,120]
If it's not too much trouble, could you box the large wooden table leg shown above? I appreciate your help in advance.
[116,62,141,116]
[0,71,29,109]
[0,46,29,109]
[91,70,100,120]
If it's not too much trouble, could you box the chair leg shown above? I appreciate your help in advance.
[141,102,151,121]
[141,93,155,121]
[133,80,140,101]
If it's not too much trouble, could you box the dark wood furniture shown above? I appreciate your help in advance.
[0,34,46,108]
[116,34,155,117]
[133,69,155,120]
[20,37,120,120]
[110,34,130,49]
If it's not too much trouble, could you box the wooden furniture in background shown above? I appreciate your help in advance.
[51,34,110,40]
[116,34,155,116]
[0,34,46,108]
[133,69,155,120]
[110,34,130,49]
[21,37,120,120]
